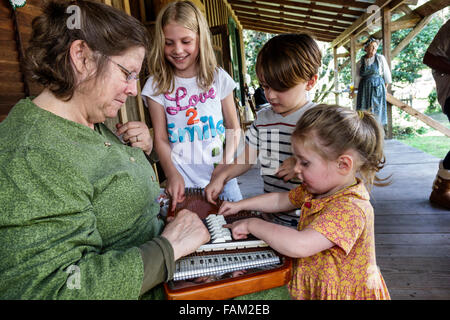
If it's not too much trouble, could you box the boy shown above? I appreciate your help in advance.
[206,33,322,227]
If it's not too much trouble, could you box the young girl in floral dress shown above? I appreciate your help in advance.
[219,104,391,300]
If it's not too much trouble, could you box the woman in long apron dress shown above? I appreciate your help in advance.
[354,37,392,126]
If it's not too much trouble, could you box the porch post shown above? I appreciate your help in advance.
[333,46,339,105]
[350,35,357,110]
[382,6,393,139]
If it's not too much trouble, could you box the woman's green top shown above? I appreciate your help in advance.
[0,98,174,299]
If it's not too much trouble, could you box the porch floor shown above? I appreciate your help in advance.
[237,139,450,300]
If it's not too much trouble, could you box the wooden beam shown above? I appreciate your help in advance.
[350,35,356,109]
[123,0,146,122]
[223,0,243,30]
[239,22,335,42]
[229,0,355,23]
[237,11,346,34]
[138,0,146,23]
[387,93,450,137]
[391,15,433,57]
[234,8,348,31]
[383,6,393,139]
[372,0,450,40]
[239,17,339,39]
[333,46,339,105]
[239,23,334,42]
[335,0,408,47]
[303,0,370,10]
[414,0,450,17]
[11,7,29,97]
[239,20,334,39]
[331,0,395,48]
[229,0,363,20]
[382,8,392,68]
[337,13,432,74]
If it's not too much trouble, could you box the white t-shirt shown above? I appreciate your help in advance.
[142,68,236,188]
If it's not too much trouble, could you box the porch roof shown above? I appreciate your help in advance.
[228,0,445,47]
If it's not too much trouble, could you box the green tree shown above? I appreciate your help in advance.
[243,13,448,103]
[391,15,445,84]
[243,30,274,87]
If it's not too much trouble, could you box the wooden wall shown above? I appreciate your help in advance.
[0,0,245,125]
[0,0,42,122]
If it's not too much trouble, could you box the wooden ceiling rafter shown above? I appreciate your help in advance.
[239,16,339,41]
[228,0,377,42]
[239,23,336,42]
[229,0,447,45]
[236,10,348,33]
[230,0,368,17]
[234,1,356,24]
[233,6,351,29]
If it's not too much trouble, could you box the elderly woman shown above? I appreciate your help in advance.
[0,0,209,299]
[353,37,392,126]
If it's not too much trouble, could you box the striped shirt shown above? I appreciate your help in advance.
[245,101,316,227]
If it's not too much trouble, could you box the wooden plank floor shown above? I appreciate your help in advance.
[237,139,450,300]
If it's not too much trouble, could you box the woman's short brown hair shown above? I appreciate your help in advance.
[255,33,322,92]
[26,0,149,100]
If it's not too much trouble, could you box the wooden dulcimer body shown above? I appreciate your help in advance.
[163,188,292,300]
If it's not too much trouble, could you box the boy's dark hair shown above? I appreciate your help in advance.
[26,0,149,101]
[256,33,322,91]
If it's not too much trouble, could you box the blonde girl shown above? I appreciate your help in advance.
[219,104,391,300]
[142,1,242,210]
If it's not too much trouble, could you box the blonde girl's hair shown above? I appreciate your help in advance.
[292,104,390,189]
[148,0,217,95]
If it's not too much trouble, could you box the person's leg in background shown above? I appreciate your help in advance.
[429,96,450,209]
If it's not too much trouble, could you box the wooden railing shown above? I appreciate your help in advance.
[387,93,450,138]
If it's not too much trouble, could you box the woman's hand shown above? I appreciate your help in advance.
[166,171,186,212]
[116,122,153,155]
[161,209,210,260]
[218,200,242,216]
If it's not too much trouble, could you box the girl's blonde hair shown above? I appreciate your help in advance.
[148,0,217,95]
[292,104,390,189]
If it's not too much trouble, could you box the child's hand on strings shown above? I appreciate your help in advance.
[218,200,242,216]
[205,177,225,205]
[166,172,186,212]
[224,219,252,240]
[275,156,298,182]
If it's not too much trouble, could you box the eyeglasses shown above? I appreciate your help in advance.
[105,56,139,83]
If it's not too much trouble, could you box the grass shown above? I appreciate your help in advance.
[397,136,449,159]
[393,109,449,159]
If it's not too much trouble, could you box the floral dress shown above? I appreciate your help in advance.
[287,179,390,300]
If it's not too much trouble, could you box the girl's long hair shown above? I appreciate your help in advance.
[148,0,217,95]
